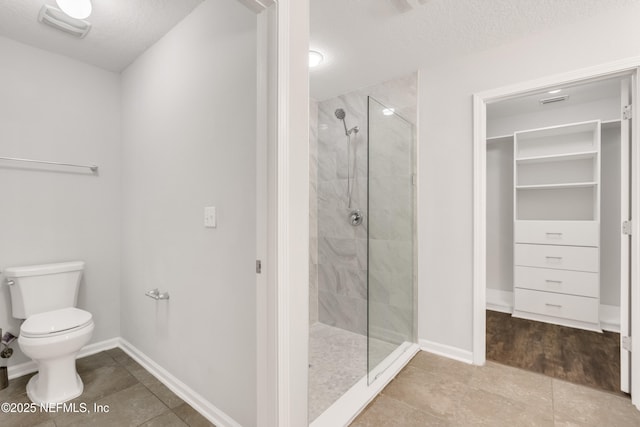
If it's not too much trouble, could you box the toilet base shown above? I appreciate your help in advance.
[26,372,84,405]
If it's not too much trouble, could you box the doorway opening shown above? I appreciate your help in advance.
[472,63,640,410]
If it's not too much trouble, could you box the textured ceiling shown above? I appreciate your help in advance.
[0,0,203,72]
[310,0,639,100]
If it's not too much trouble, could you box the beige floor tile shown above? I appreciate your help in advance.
[146,380,184,409]
[407,351,476,379]
[0,393,55,427]
[552,379,640,427]
[454,387,554,427]
[54,383,168,427]
[553,416,596,427]
[173,402,216,427]
[69,363,138,404]
[469,361,553,411]
[140,410,189,426]
[0,372,36,401]
[2,351,212,427]
[76,351,118,374]
[106,347,133,365]
[119,358,159,387]
[351,395,449,427]
[382,366,468,419]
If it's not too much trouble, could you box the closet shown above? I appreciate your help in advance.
[486,77,629,334]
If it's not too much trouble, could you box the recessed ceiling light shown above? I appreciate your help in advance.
[548,89,562,94]
[56,0,92,20]
[309,50,324,68]
[382,108,395,116]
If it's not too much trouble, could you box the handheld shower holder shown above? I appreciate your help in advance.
[145,288,170,300]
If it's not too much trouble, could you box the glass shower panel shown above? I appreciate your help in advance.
[367,96,416,382]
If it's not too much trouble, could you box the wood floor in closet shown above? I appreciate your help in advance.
[486,310,622,394]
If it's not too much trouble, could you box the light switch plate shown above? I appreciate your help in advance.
[204,206,216,228]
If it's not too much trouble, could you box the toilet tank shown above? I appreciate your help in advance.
[4,261,85,319]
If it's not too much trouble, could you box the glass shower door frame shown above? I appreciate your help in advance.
[366,95,417,384]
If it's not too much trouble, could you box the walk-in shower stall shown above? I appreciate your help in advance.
[308,74,417,423]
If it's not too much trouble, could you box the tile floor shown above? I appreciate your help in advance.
[5,345,638,426]
[308,323,397,422]
[309,323,368,422]
[0,348,214,427]
[351,350,640,426]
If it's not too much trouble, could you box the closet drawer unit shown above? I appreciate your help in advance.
[514,266,598,298]
[514,244,598,272]
[514,288,599,324]
[514,221,599,247]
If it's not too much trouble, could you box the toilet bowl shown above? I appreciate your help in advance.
[18,307,94,404]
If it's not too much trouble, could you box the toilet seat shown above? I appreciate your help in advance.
[21,307,93,338]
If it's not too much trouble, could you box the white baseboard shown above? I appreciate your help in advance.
[311,342,420,427]
[7,337,120,380]
[118,338,241,427]
[419,339,474,365]
[486,288,513,314]
[600,304,621,333]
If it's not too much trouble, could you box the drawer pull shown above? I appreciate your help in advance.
[545,303,562,308]
[545,256,563,263]
[545,279,563,284]
[545,232,563,239]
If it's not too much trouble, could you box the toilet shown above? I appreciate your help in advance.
[4,261,94,404]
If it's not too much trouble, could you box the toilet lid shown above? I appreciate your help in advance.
[21,308,93,337]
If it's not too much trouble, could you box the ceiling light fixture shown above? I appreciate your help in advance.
[548,89,562,94]
[38,5,92,38]
[309,50,324,68]
[56,0,92,20]
[382,108,395,116]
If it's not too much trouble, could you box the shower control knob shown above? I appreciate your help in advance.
[349,209,363,226]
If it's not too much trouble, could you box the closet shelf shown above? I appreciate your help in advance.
[488,120,616,144]
[486,134,513,144]
[516,182,597,190]
[516,151,597,164]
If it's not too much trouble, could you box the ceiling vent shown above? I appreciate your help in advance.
[539,95,570,105]
[38,5,92,39]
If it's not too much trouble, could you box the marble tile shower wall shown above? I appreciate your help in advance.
[310,99,319,325]
[315,74,417,336]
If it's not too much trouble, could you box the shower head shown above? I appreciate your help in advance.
[335,108,354,136]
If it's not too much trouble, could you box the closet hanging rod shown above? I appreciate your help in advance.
[0,156,98,172]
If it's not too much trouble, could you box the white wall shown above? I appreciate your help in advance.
[418,4,640,353]
[0,36,121,366]
[120,1,257,426]
[488,97,620,138]
[601,125,622,306]
[486,140,513,293]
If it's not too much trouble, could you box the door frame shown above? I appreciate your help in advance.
[254,0,310,426]
[472,57,640,409]
[255,2,278,426]
[272,0,311,426]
